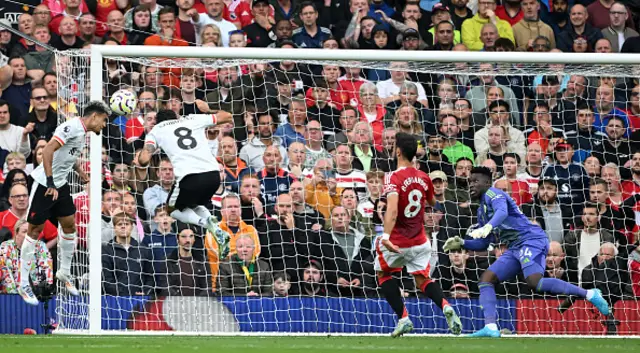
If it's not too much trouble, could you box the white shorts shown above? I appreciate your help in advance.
[374,238,432,275]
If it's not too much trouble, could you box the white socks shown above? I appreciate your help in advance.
[19,236,36,286]
[193,205,212,220]
[59,232,76,275]
[171,208,207,227]
[486,323,498,331]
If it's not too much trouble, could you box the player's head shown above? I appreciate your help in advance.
[155,109,179,124]
[469,166,493,200]
[83,100,111,133]
[394,132,418,162]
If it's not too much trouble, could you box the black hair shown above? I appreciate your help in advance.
[494,37,515,51]
[156,109,179,124]
[502,152,520,164]
[470,166,493,180]
[0,99,8,109]
[157,6,175,17]
[583,201,600,214]
[273,271,291,282]
[84,101,112,117]
[488,99,510,112]
[395,132,418,161]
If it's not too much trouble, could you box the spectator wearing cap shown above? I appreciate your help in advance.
[0,19,12,56]
[102,211,155,296]
[566,103,607,163]
[292,2,332,48]
[427,5,461,45]
[495,0,524,26]
[602,2,639,52]
[512,0,556,51]
[522,178,576,242]
[556,4,603,53]
[474,100,526,160]
[593,115,632,167]
[189,0,237,46]
[243,0,276,48]
[461,0,514,51]
[376,3,433,49]
[542,138,590,207]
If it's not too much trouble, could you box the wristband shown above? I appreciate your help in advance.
[381,233,391,241]
[46,176,55,188]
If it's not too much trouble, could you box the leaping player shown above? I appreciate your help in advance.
[19,101,111,305]
[138,109,233,258]
[444,167,610,337]
[377,132,462,337]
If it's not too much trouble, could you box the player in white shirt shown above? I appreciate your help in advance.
[138,109,234,255]
[19,101,110,305]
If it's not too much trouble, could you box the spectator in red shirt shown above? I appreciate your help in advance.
[357,82,386,151]
[494,153,533,205]
[0,184,57,248]
[104,10,128,44]
[495,0,524,26]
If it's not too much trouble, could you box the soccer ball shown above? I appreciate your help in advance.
[109,89,137,115]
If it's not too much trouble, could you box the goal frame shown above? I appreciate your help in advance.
[83,45,640,335]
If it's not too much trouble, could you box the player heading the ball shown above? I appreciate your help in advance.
[137,110,234,258]
[376,132,462,337]
[443,168,611,338]
[19,101,111,305]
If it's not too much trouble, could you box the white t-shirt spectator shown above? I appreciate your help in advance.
[192,14,237,47]
[375,79,427,102]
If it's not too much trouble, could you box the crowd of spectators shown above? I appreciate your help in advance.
[0,0,639,315]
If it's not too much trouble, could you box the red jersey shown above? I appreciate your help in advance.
[383,167,434,248]
[0,210,58,241]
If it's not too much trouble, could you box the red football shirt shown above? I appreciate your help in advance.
[0,210,58,241]
[383,167,434,248]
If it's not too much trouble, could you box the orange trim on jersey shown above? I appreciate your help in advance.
[52,135,65,146]
[375,240,402,273]
[212,114,217,125]
[145,140,156,145]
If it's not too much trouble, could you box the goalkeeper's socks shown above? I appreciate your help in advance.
[193,205,213,220]
[19,236,37,286]
[380,277,407,319]
[422,281,449,310]
[536,278,588,298]
[59,232,76,274]
[479,282,498,325]
[170,209,207,227]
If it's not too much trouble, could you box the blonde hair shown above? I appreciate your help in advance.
[6,152,26,164]
[14,218,28,235]
[393,103,423,135]
[200,24,222,46]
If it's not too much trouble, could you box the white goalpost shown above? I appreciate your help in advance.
[50,45,640,335]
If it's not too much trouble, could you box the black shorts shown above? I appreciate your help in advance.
[27,183,75,226]
[167,170,220,211]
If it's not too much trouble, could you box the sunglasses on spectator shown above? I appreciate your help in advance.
[32,96,48,101]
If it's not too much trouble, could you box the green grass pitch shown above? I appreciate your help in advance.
[1,336,640,353]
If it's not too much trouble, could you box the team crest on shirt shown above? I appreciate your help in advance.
[230,13,237,20]
[571,173,581,181]
[279,184,288,192]
[63,126,70,134]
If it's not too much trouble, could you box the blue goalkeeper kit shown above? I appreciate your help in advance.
[464,187,549,280]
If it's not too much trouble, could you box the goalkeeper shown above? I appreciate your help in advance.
[443,167,610,337]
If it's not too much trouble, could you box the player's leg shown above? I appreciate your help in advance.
[56,214,79,296]
[522,243,610,315]
[469,251,521,337]
[374,239,411,337]
[19,185,50,305]
[51,184,80,295]
[407,243,461,335]
[166,178,209,227]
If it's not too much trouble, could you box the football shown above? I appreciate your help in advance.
[109,89,137,115]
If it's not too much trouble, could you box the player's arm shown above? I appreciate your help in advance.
[485,192,509,229]
[137,132,158,167]
[188,110,233,127]
[382,192,401,253]
[42,137,64,200]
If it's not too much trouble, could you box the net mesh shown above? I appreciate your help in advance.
[53,49,640,335]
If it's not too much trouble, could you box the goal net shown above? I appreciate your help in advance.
[53,46,640,335]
